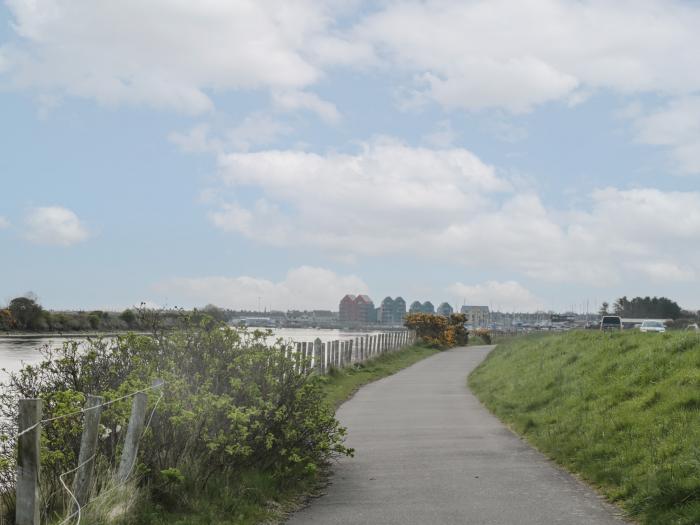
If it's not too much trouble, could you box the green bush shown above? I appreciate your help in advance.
[0,314,351,523]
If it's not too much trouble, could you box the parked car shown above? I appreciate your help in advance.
[639,320,666,333]
[600,316,622,331]
[686,323,699,332]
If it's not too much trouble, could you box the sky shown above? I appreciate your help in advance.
[1,0,699,313]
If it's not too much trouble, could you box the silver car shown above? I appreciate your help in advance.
[639,320,666,333]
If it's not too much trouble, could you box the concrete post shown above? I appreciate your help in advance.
[314,338,323,374]
[117,392,147,482]
[16,398,42,525]
[72,395,104,510]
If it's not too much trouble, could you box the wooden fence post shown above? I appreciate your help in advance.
[72,395,104,510]
[117,392,147,482]
[16,398,42,525]
[314,338,323,374]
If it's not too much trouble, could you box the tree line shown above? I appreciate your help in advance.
[0,295,149,332]
[598,296,692,320]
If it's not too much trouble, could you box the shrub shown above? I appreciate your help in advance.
[0,314,351,522]
[474,328,492,344]
[404,313,468,348]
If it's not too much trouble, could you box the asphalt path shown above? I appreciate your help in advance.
[286,345,629,525]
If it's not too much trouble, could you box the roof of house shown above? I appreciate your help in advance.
[461,305,490,312]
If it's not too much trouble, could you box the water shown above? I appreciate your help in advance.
[0,328,389,375]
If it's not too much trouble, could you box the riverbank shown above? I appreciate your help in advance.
[469,331,700,524]
[0,331,139,338]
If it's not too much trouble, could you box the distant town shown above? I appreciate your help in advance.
[230,293,598,331]
[2,293,695,334]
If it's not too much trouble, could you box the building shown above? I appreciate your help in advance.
[378,296,407,325]
[409,301,435,314]
[339,294,376,324]
[461,305,490,327]
[437,302,454,317]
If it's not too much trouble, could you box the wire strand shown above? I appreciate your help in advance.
[56,385,166,525]
[54,452,96,525]
[16,381,166,438]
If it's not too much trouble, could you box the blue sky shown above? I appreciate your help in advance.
[1,0,699,312]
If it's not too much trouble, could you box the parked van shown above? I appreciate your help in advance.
[600,316,622,331]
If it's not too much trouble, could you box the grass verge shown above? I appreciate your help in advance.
[468,330,700,525]
[135,343,440,525]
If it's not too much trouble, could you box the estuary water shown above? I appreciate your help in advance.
[0,328,387,376]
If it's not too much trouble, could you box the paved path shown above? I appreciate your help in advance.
[286,345,629,525]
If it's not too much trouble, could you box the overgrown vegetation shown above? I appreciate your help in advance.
[469,330,700,525]
[404,313,469,348]
[0,313,351,524]
[134,342,439,524]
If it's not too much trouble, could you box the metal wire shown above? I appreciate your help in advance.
[56,384,166,525]
[16,381,166,438]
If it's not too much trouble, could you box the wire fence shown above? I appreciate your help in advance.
[15,381,165,525]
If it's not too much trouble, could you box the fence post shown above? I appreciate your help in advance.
[117,392,147,482]
[72,395,104,510]
[16,398,42,525]
[314,338,323,374]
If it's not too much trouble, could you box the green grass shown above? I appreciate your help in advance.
[469,330,700,525]
[134,469,319,525]
[135,343,440,525]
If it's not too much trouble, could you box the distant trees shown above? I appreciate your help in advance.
[612,296,682,319]
[8,296,45,330]
[598,302,609,316]
[201,304,230,323]
[119,308,136,328]
[0,309,15,331]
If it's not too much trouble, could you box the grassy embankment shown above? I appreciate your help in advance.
[469,331,700,525]
[137,343,441,525]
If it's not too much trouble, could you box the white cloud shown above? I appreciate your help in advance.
[227,114,293,151]
[153,266,368,310]
[169,115,293,155]
[2,0,351,113]
[633,97,700,175]
[207,139,700,286]
[168,124,222,154]
[24,206,89,246]
[214,138,510,254]
[449,281,544,312]
[356,0,700,112]
[0,216,10,229]
[422,120,456,148]
[271,90,341,123]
